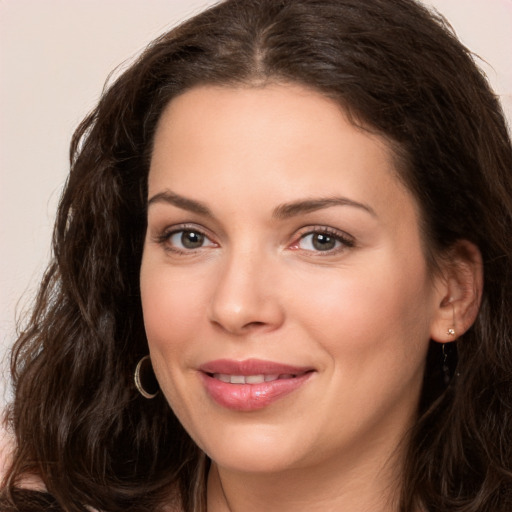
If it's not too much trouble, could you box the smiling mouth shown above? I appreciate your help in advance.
[210,372,308,384]
[199,360,315,411]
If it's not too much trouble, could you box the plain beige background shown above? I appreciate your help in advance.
[1,0,511,405]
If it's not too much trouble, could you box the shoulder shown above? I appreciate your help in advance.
[1,424,180,511]
[1,423,52,512]
[0,489,64,511]
[0,423,13,483]
[1,423,46,492]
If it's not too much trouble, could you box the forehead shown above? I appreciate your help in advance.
[148,83,417,226]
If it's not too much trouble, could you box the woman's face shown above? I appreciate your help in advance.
[140,83,446,474]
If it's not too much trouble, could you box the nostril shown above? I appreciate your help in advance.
[208,290,285,334]
[243,321,267,330]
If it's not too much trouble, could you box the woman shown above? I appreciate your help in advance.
[1,0,511,511]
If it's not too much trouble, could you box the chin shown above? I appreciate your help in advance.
[189,419,322,474]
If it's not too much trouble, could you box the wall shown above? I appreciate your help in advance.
[1,0,511,404]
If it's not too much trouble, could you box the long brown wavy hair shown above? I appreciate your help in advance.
[2,0,512,511]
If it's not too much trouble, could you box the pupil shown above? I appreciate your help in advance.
[312,233,335,251]
[181,231,204,249]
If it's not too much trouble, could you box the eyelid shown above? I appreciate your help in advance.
[152,223,218,251]
[150,222,354,255]
[289,225,355,253]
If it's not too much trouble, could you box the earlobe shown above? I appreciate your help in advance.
[430,240,483,343]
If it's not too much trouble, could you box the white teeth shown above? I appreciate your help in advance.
[245,375,265,384]
[212,373,283,384]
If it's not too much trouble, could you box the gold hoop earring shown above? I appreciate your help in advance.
[134,355,159,399]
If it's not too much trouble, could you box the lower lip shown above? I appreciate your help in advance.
[200,372,313,411]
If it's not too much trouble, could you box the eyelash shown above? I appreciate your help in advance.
[153,224,217,255]
[153,224,355,255]
[291,226,355,255]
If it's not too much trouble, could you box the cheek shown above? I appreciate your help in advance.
[140,261,213,420]
[288,251,434,367]
[140,260,209,358]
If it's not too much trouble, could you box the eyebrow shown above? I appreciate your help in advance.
[147,190,212,216]
[272,197,376,219]
[147,190,376,219]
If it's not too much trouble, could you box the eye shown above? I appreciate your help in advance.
[291,227,354,254]
[156,227,217,252]
[170,230,211,249]
[299,232,340,251]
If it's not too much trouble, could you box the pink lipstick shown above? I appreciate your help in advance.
[199,359,314,411]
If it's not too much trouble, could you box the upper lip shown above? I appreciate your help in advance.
[199,358,314,376]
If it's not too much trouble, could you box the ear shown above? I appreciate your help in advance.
[430,240,483,343]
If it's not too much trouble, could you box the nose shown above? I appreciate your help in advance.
[207,250,285,335]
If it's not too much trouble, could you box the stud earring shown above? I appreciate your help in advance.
[446,303,457,338]
[134,355,159,399]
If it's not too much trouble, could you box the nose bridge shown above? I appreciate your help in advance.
[208,241,283,334]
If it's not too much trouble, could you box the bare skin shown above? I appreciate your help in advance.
[140,83,482,512]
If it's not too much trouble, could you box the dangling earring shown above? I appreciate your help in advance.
[442,336,459,385]
[442,344,451,386]
[134,355,159,399]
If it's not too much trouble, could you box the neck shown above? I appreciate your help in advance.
[207,441,405,512]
